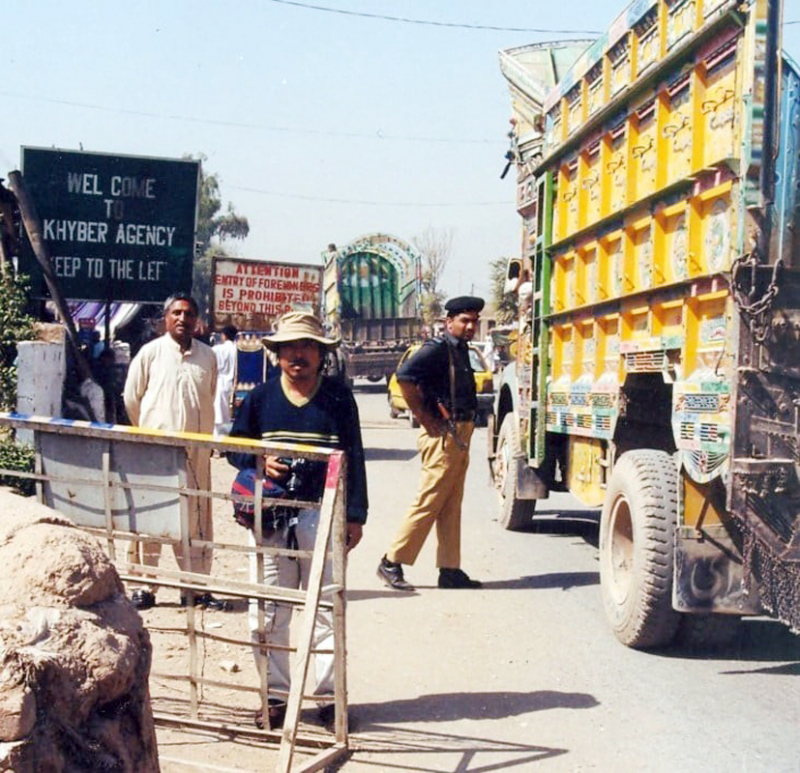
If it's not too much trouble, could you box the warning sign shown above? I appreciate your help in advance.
[212,257,323,331]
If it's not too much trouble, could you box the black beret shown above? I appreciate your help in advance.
[445,295,485,315]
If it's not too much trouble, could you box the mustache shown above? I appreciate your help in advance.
[289,358,310,367]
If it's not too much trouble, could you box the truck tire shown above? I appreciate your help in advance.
[599,450,681,649]
[493,415,536,531]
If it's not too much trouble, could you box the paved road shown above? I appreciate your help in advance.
[341,383,800,772]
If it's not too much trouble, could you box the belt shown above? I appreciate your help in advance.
[452,410,476,422]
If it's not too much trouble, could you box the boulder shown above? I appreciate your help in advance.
[0,488,159,772]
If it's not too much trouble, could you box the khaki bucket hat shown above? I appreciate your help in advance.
[262,311,339,351]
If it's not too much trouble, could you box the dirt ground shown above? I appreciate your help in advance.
[132,455,336,772]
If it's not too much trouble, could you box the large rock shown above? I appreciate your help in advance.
[0,488,159,772]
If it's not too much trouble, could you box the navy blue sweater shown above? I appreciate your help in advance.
[227,375,368,524]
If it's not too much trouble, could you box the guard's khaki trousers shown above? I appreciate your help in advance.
[387,421,474,568]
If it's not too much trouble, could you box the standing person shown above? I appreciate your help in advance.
[377,296,484,592]
[124,293,225,611]
[227,311,368,730]
[212,324,238,436]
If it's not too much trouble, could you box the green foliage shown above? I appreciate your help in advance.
[420,290,446,328]
[490,257,518,324]
[0,274,36,411]
[184,154,250,318]
[0,432,35,496]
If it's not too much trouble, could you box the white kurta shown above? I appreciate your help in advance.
[123,334,217,583]
[212,338,238,431]
[124,333,216,434]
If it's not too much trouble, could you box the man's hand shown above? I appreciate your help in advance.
[400,380,445,436]
[346,523,363,552]
[264,455,289,480]
[419,415,446,437]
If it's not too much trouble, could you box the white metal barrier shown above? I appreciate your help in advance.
[0,411,350,772]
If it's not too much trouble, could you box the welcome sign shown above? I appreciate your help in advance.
[19,148,200,303]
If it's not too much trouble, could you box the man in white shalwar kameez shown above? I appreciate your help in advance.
[212,325,238,436]
[124,293,222,610]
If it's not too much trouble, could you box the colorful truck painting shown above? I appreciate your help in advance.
[323,234,422,383]
[492,0,799,648]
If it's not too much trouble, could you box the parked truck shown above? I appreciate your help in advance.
[491,0,800,648]
[322,234,422,383]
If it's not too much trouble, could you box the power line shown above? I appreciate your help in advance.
[0,90,497,145]
[228,184,510,207]
[266,0,603,35]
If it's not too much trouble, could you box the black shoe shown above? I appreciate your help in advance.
[377,556,415,591]
[438,568,482,589]
[255,699,286,730]
[181,592,231,611]
[317,703,336,731]
[130,589,156,610]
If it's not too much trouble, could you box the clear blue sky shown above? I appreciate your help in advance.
[3,1,798,301]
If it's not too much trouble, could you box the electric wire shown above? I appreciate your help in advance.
[0,91,497,145]
[228,184,511,207]
[265,0,604,34]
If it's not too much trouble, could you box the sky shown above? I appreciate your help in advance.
[3,1,799,303]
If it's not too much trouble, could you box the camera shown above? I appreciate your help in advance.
[276,457,310,498]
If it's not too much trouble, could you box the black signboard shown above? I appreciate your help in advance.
[19,148,200,303]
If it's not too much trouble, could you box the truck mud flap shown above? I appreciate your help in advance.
[517,459,549,499]
[673,526,762,615]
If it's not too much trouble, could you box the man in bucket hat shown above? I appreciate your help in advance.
[227,311,368,731]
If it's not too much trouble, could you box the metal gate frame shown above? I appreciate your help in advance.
[0,411,350,772]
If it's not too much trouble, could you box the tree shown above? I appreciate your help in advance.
[490,256,518,324]
[187,154,250,318]
[0,272,36,494]
[413,226,452,328]
[0,273,36,411]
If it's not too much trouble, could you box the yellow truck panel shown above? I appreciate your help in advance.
[495,0,800,647]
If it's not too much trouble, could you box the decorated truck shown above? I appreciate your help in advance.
[322,234,422,383]
[492,0,800,647]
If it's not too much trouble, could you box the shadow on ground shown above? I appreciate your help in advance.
[663,618,800,665]
[348,570,598,599]
[481,571,599,591]
[364,447,418,462]
[347,588,421,601]
[336,726,569,771]
[351,689,598,729]
[515,516,600,549]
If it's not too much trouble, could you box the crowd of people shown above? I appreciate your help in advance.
[116,291,485,730]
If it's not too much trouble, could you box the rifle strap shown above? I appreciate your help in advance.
[445,339,456,414]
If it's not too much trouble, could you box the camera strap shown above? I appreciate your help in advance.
[286,512,300,559]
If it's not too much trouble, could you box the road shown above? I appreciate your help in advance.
[341,383,800,772]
